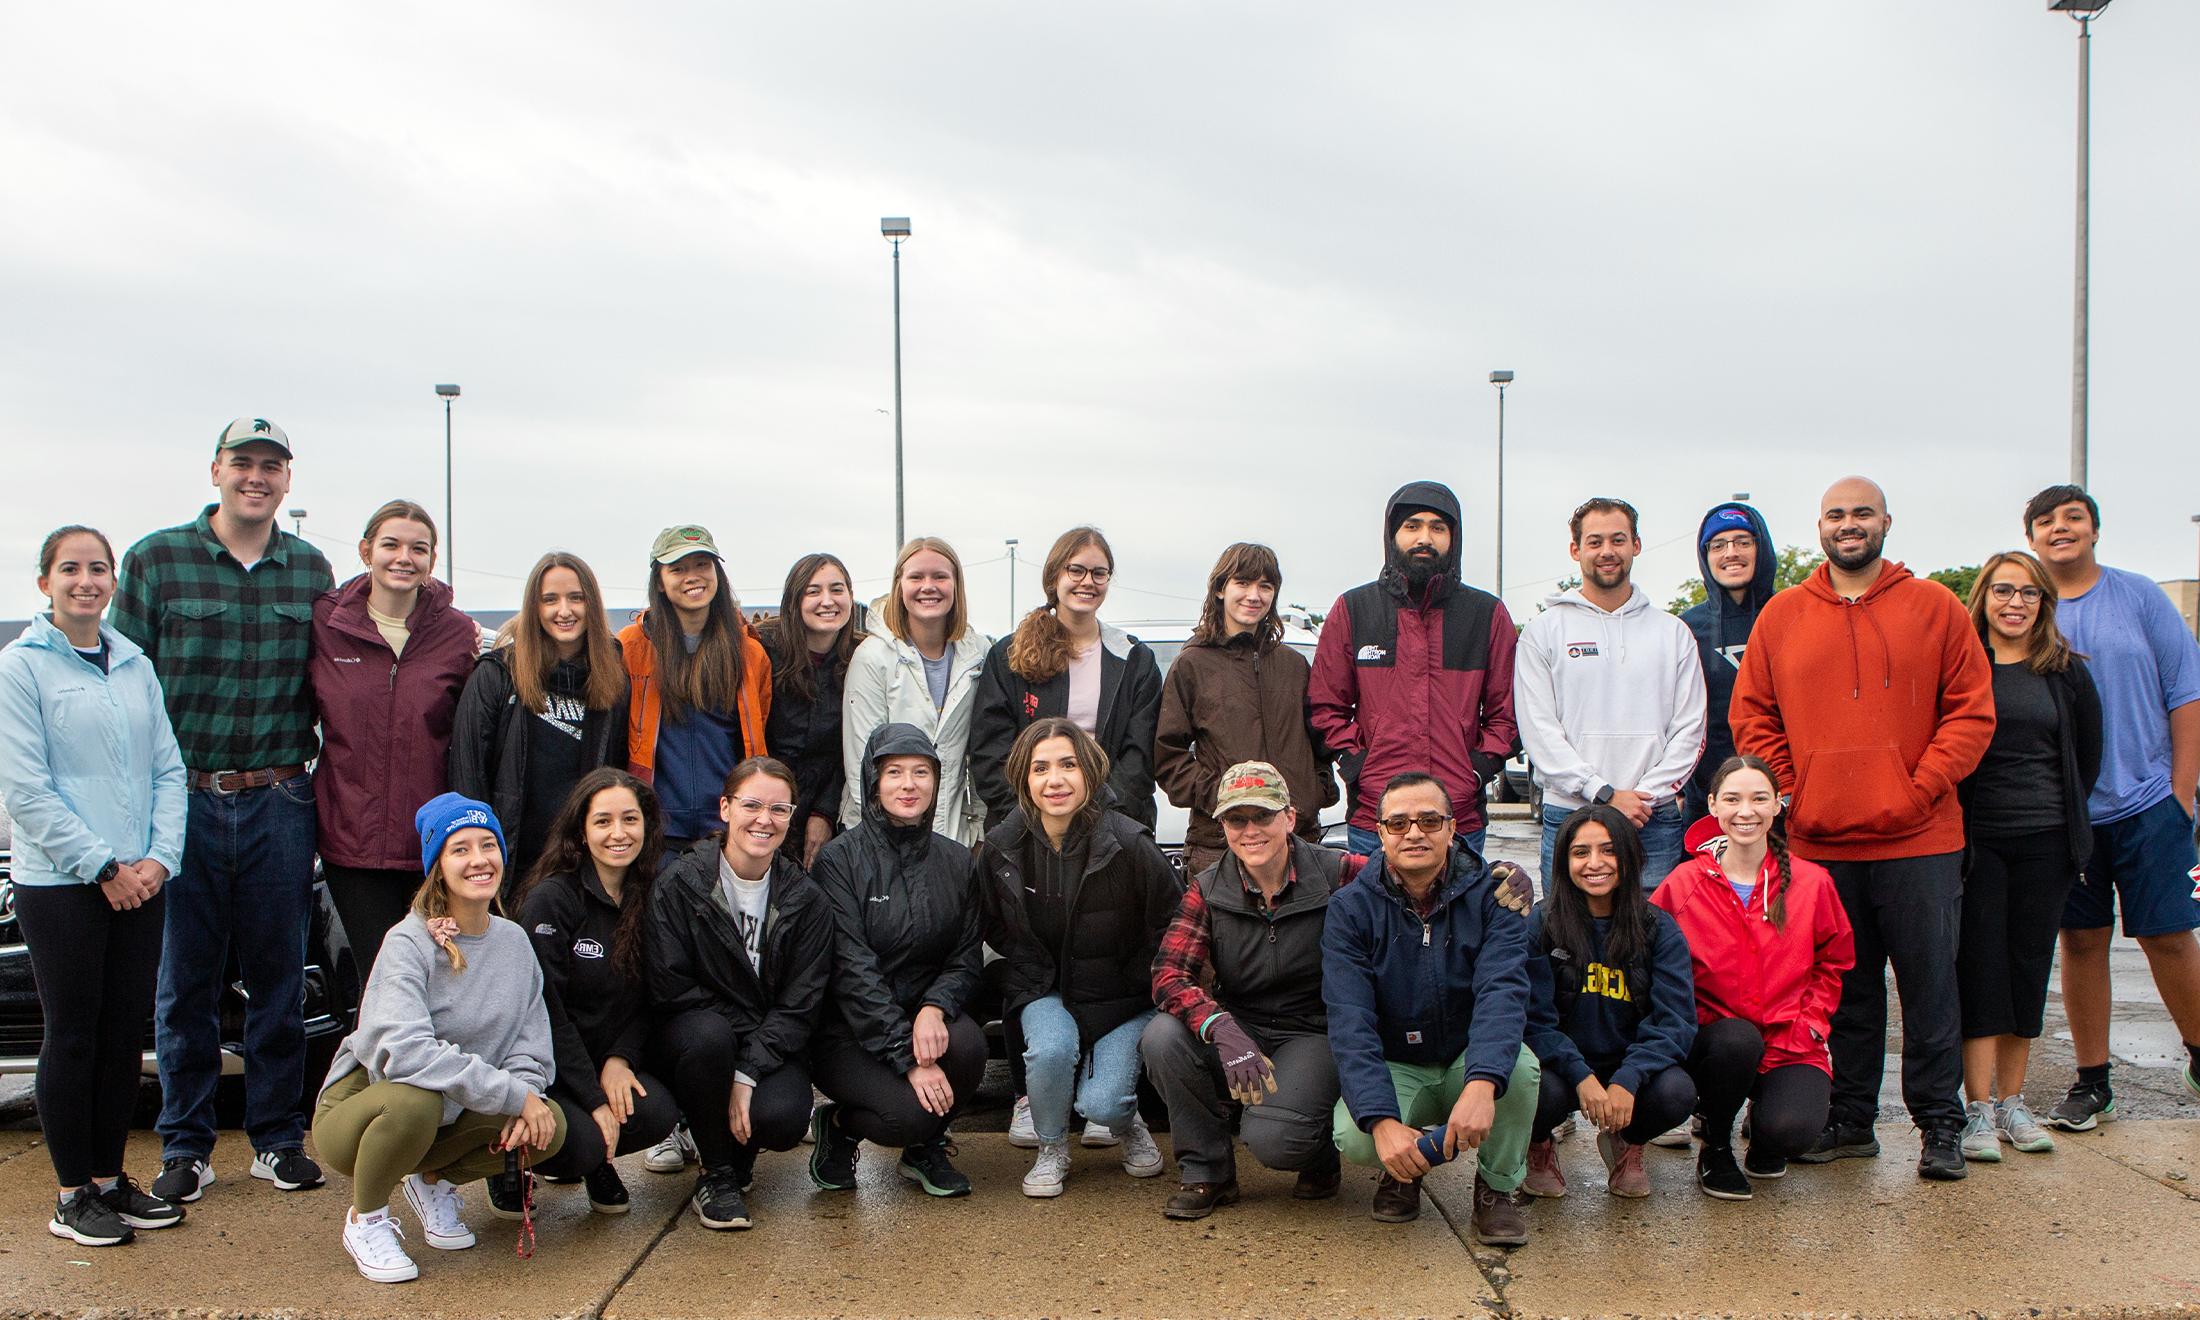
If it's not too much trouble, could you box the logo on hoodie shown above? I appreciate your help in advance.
[573,938,606,960]
[1565,642,1601,659]
[1716,642,1747,670]
[1356,644,1388,663]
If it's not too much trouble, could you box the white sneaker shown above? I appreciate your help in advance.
[1649,1120,1694,1149]
[1959,1100,2004,1163]
[1996,1095,2056,1154]
[1022,1140,1073,1198]
[1079,1118,1121,1149]
[344,1209,419,1284]
[1118,1117,1165,1178]
[1550,1113,1575,1144]
[1007,1095,1040,1148]
[645,1125,697,1173]
[400,1174,476,1250]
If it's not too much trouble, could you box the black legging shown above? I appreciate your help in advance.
[13,883,165,1188]
[321,864,416,978]
[1686,1017,1833,1157]
[811,1013,988,1149]
[1530,1058,1697,1145]
[535,1068,682,1180]
[650,1009,816,1177]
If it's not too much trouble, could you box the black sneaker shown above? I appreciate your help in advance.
[1742,1145,1788,1180]
[808,1103,859,1191]
[2046,1081,2116,1132]
[1918,1127,1967,1181]
[151,1156,213,1204]
[250,1147,325,1191]
[1697,1146,1752,1200]
[692,1168,752,1230]
[1793,1122,1880,1164]
[101,1174,185,1229]
[486,1168,532,1221]
[50,1187,134,1246]
[898,1139,973,1198]
[584,1162,631,1215]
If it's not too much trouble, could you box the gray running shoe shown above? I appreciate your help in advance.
[1995,1095,2056,1153]
[1959,1101,2002,1163]
[2045,1082,2114,1132]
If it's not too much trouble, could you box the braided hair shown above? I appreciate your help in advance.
[1708,754,1792,930]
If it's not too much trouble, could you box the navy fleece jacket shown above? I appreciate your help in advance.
[1524,905,1697,1096]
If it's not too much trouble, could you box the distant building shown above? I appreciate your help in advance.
[2163,580,2199,640]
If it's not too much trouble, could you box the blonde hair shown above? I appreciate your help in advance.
[409,848,505,973]
[880,537,971,644]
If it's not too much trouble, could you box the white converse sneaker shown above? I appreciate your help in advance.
[1648,1120,1694,1149]
[1007,1096,1040,1149]
[1022,1140,1073,1198]
[1118,1116,1165,1178]
[400,1173,476,1250]
[1079,1118,1121,1149]
[344,1209,419,1284]
[645,1124,697,1173]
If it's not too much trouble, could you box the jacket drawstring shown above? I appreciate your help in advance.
[1859,602,1894,690]
[1842,606,1862,698]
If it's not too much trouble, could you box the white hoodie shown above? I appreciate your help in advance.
[1515,587,1707,811]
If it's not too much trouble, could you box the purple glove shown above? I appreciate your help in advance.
[1489,860,1533,915]
[1207,1013,1277,1106]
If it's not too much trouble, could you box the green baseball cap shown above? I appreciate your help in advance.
[650,524,721,565]
[216,417,293,458]
[1215,761,1292,816]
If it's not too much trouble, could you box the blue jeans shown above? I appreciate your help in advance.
[157,777,318,1159]
[1540,800,1685,895]
[1021,995,1152,1144]
[1347,826,1486,864]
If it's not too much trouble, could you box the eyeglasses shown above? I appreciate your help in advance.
[730,797,796,821]
[1987,583,2044,604]
[1062,564,1113,584]
[1220,807,1281,830]
[1377,811,1452,837]
[1704,536,1754,555]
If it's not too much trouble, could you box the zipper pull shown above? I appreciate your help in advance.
[1422,921,1431,948]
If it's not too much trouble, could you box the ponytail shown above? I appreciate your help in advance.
[1006,604,1073,683]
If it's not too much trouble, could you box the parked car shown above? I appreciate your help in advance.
[0,803,362,1121]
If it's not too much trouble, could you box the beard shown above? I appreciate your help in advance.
[1391,545,1443,589]
[1584,562,1630,591]
[1822,528,1884,572]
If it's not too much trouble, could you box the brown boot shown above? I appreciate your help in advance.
[1371,1172,1422,1223]
[1292,1163,1341,1200]
[1471,1170,1529,1247]
[1162,1179,1240,1220]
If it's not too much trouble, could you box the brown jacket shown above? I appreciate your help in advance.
[1155,631,1336,861]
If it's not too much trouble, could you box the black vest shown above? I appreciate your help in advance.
[1198,836,1346,1038]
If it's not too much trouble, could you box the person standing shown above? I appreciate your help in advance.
[970,527,1163,832]
[0,527,189,1246]
[755,553,862,868]
[2022,485,2200,1122]
[620,526,772,854]
[1681,502,1778,822]
[1516,498,1708,887]
[1309,481,1518,857]
[312,501,480,965]
[111,418,335,1204]
[1155,543,1336,878]
[1953,551,2101,1160]
[1729,476,1995,1180]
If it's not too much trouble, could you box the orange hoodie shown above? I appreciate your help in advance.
[618,617,772,782]
[1728,561,1994,862]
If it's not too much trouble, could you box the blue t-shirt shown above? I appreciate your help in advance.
[2054,565,2200,824]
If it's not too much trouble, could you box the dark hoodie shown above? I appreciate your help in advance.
[1680,503,1778,813]
[808,723,987,1073]
[1309,480,1519,832]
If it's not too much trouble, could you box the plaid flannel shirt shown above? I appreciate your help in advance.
[111,505,334,773]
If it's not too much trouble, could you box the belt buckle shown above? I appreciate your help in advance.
[207,770,243,797]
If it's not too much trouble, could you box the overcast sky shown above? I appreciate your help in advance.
[4,2,2195,632]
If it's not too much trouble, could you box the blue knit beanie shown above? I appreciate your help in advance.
[1699,507,1755,548]
[415,792,506,878]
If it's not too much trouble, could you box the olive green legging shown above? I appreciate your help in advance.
[313,1069,568,1215]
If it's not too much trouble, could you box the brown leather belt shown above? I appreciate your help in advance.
[189,765,309,794]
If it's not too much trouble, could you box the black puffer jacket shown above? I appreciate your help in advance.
[646,838,833,1084]
[810,723,987,1074]
[447,647,628,868]
[980,806,1180,1058]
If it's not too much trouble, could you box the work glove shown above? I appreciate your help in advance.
[1489,859,1534,914]
[1207,1012,1277,1106]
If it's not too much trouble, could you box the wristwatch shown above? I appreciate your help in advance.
[95,858,122,885]
[1591,785,1615,806]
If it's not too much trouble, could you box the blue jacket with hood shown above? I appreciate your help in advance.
[1679,503,1776,811]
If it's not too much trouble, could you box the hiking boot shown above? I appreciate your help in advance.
[1996,1094,2056,1153]
[50,1187,133,1247]
[692,1168,752,1230]
[1292,1161,1341,1200]
[1602,1135,1650,1198]
[1698,1145,1752,1200]
[1007,1095,1040,1148]
[151,1156,214,1204]
[250,1146,325,1191]
[1370,1172,1422,1223]
[898,1138,973,1198]
[1022,1140,1073,1198]
[1118,1116,1165,1178]
[1918,1127,1968,1181]
[1520,1138,1567,1198]
[644,1124,697,1173]
[1470,1171,1528,1247]
[1959,1101,2003,1163]
[342,1209,417,1284]
[1742,1144,1788,1180]
[100,1174,184,1229]
[584,1161,631,1213]
[808,1103,860,1191]
[1794,1121,1880,1163]
[1163,1178,1240,1220]
[2046,1080,2115,1132]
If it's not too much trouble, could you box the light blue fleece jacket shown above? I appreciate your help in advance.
[0,614,186,886]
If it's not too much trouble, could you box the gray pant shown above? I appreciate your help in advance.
[1140,1013,1340,1184]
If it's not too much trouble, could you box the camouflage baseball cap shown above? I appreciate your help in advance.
[1215,761,1291,816]
[650,525,721,565]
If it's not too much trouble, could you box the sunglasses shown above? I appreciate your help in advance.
[1219,807,1282,830]
[1377,811,1452,837]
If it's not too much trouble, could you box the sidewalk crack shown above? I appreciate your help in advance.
[1426,1182,1517,1317]
[583,1195,687,1319]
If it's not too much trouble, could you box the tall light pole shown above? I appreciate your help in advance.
[436,384,460,590]
[1005,538,1020,625]
[288,508,308,541]
[1489,370,1514,604]
[2051,0,2112,487]
[882,217,912,553]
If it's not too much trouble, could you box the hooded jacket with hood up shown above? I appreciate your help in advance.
[312,574,482,870]
[0,614,186,887]
[1680,503,1778,810]
[811,723,987,1074]
[969,621,1164,832]
[1309,481,1520,833]
[1515,585,1708,813]
[839,628,991,846]
[1729,561,1995,861]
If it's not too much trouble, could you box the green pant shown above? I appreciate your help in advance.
[312,1069,567,1214]
[1333,1044,1539,1193]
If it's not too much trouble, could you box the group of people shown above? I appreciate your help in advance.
[2,417,2196,1283]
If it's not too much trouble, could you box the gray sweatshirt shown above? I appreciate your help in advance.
[323,912,556,1124]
